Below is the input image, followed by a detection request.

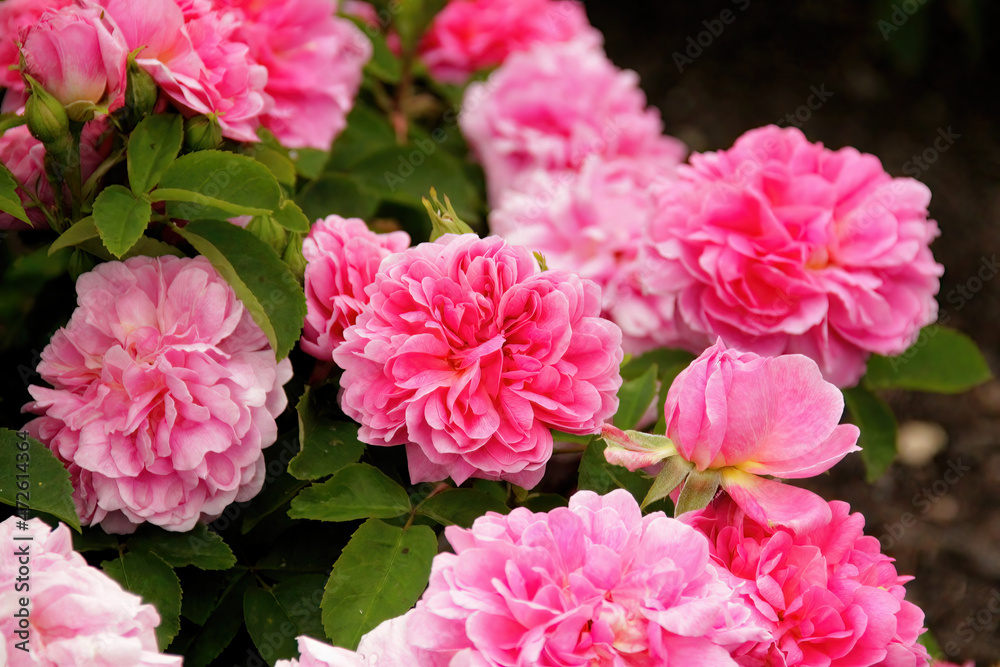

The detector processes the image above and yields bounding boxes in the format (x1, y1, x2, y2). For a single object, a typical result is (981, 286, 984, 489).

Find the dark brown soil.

(584, 0, 1000, 662)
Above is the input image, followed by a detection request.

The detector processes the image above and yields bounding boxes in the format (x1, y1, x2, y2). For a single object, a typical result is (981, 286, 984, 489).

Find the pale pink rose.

(301, 215, 411, 360)
(275, 636, 366, 667)
(603, 340, 860, 533)
(99, 0, 269, 142)
(0, 518, 183, 666)
(642, 125, 944, 387)
(23, 255, 292, 533)
(333, 233, 623, 488)
(684, 496, 931, 667)
(0, 0, 75, 110)
(408, 489, 768, 664)
(460, 41, 686, 202)
(275, 617, 425, 667)
(221, 0, 371, 149)
(930, 662, 975, 667)
(490, 155, 681, 354)
(19, 2, 128, 113)
(419, 0, 602, 84)
(0, 119, 111, 229)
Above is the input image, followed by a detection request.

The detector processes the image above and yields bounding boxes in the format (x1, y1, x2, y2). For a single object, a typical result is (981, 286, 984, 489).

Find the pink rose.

(460, 41, 685, 202)
(275, 615, 424, 666)
(275, 636, 366, 667)
(407, 489, 768, 664)
(23, 256, 292, 533)
(419, 0, 602, 84)
(603, 340, 860, 533)
(19, 2, 128, 116)
(333, 234, 623, 488)
(642, 125, 944, 387)
(0, 518, 183, 666)
(301, 215, 411, 360)
(221, 0, 371, 149)
(684, 496, 931, 667)
(490, 155, 681, 354)
(0, 0, 75, 111)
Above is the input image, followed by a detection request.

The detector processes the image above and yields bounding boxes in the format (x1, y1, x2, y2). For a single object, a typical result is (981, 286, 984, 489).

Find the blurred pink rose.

(0, 119, 111, 229)
(0, 518, 183, 666)
(99, 0, 269, 142)
(460, 41, 685, 202)
(490, 155, 681, 354)
(24, 256, 292, 533)
(301, 215, 411, 360)
(408, 489, 768, 664)
(603, 340, 860, 533)
(19, 2, 128, 114)
(222, 0, 371, 149)
(333, 234, 623, 488)
(684, 496, 931, 667)
(419, 0, 601, 84)
(0, 0, 74, 111)
(642, 125, 943, 387)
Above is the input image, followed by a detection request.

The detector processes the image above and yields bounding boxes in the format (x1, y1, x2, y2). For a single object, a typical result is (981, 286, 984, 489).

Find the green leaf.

(289, 463, 411, 522)
(350, 146, 480, 221)
(102, 552, 181, 650)
(0, 163, 30, 225)
(244, 587, 299, 665)
(674, 468, 720, 516)
(272, 574, 327, 639)
(344, 16, 401, 83)
(614, 363, 659, 430)
(293, 148, 328, 180)
(252, 144, 297, 188)
(272, 199, 311, 233)
(151, 188, 271, 217)
(93, 185, 153, 258)
(325, 103, 396, 173)
(72, 527, 119, 553)
(157, 149, 282, 220)
(49, 216, 99, 255)
(393, 0, 447, 53)
(844, 385, 898, 482)
(288, 387, 366, 481)
(175, 219, 306, 360)
(417, 489, 509, 527)
(0, 429, 80, 531)
(578, 438, 652, 502)
(295, 173, 380, 221)
(321, 519, 436, 649)
(185, 570, 252, 667)
(864, 325, 991, 393)
(127, 113, 183, 194)
(127, 524, 237, 570)
(180, 569, 228, 626)
(121, 236, 185, 259)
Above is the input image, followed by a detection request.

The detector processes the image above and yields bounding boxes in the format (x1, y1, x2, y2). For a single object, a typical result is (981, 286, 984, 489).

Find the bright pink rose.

(99, 0, 269, 142)
(419, 0, 601, 84)
(490, 156, 681, 354)
(603, 340, 860, 533)
(20, 2, 128, 115)
(0, 0, 75, 110)
(684, 496, 931, 667)
(221, 0, 371, 149)
(642, 125, 944, 387)
(301, 215, 411, 360)
(333, 233, 623, 488)
(23, 256, 292, 533)
(460, 41, 686, 202)
(0, 518, 183, 666)
(0, 119, 111, 229)
(408, 489, 767, 664)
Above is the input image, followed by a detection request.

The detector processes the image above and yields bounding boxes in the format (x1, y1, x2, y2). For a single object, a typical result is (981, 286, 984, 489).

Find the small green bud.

(68, 248, 96, 281)
(184, 114, 223, 152)
(282, 232, 307, 280)
(423, 187, 473, 241)
(124, 58, 158, 123)
(24, 76, 70, 148)
(246, 215, 288, 254)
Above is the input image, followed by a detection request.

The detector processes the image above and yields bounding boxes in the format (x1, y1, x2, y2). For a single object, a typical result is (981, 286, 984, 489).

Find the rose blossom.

(332, 233, 623, 488)
(19, 2, 128, 115)
(418, 0, 602, 84)
(602, 340, 860, 533)
(0, 518, 183, 666)
(642, 124, 943, 387)
(23, 255, 292, 533)
(0, 0, 74, 111)
(407, 489, 767, 664)
(301, 215, 411, 360)
(221, 0, 371, 149)
(490, 155, 681, 354)
(684, 496, 931, 667)
(275, 618, 422, 667)
(460, 41, 686, 202)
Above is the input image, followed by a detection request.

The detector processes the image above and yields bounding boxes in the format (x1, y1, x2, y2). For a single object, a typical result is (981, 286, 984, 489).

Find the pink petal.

(720, 468, 833, 533)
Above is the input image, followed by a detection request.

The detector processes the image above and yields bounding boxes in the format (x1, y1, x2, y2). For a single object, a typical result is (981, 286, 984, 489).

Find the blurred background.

(585, 0, 1000, 661)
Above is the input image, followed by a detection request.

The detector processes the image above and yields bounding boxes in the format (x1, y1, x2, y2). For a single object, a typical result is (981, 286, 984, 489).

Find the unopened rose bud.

(24, 78, 70, 149)
(122, 58, 158, 126)
(184, 115, 223, 152)
(282, 232, 307, 279)
(247, 215, 288, 253)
